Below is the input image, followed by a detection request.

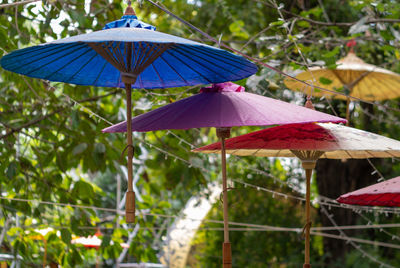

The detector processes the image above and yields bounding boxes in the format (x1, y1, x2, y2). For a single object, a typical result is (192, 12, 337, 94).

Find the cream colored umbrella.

(284, 50, 400, 123)
(194, 122, 400, 268)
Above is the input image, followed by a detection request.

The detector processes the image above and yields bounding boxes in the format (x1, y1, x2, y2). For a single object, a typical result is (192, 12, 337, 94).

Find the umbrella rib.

(348, 70, 371, 89)
(7, 43, 77, 60)
(132, 42, 140, 73)
(361, 74, 377, 100)
(163, 50, 212, 83)
(92, 60, 108, 86)
(133, 42, 146, 73)
(231, 149, 240, 155)
(385, 151, 398, 158)
(88, 42, 125, 72)
(158, 54, 188, 84)
(175, 46, 239, 76)
(113, 41, 126, 71)
(65, 50, 100, 82)
(183, 45, 257, 73)
(141, 43, 172, 74)
(342, 149, 353, 159)
(138, 73, 144, 88)
(251, 149, 261, 156)
(362, 194, 385, 206)
(137, 42, 157, 73)
(187, 45, 256, 69)
(45, 47, 93, 80)
(10, 43, 81, 73)
(364, 150, 377, 158)
(379, 76, 400, 100)
(25, 44, 89, 76)
(171, 48, 228, 80)
(150, 63, 165, 88)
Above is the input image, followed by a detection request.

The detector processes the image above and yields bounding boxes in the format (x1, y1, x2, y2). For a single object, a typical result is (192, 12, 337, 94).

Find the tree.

(1, 0, 400, 267)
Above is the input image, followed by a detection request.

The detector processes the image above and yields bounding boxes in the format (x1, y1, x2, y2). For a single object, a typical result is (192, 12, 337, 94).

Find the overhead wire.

(3, 195, 400, 250)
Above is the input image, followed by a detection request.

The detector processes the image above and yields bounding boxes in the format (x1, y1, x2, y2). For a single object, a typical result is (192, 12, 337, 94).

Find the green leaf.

(72, 143, 87, 155)
(94, 143, 106, 154)
(6, 161, 17, 179)
(323, 47, 340, 58)
(229, 20, 249, 39)
(270, 20, 284, 27)
(319, 77, 333, 85)
(60, 229, 72, 244)
(101, 235, 111, 247)
(297, 20, 311, 28)
(72, 180, 94, 200)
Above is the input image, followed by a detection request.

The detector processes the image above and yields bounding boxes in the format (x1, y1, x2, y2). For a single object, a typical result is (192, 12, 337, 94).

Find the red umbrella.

(103, 82, 346, 268)
(337, 176, 400, 207)
(72, 230, 129, 268)
(194, 122, 400, 268)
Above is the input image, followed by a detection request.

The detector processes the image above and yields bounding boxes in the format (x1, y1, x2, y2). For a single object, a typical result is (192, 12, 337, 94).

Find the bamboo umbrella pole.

(302, 161, 316, 268)
(345, 97, 350, 126)
(43, 238, 47, 268)
(123, 74, 137, 223)
(292, 148, 322, 268)
(217, 128, 232, 268)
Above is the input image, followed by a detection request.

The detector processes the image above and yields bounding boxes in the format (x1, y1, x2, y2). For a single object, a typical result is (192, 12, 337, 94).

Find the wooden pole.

(43, 238, 47, 268)
(216, 127, 231, 268)
(123, 74, 137, 223)
(345, 96, 350, 126)
(302, 161, 316, 268)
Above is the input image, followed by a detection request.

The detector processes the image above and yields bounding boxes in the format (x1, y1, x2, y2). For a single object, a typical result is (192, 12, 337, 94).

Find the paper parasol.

(337, 176, 400, 207)
(194, 122, 400, 268)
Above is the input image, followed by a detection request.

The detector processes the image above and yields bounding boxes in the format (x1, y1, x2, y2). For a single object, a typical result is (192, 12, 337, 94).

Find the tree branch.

(254, 0, 400, 26)
(0, 0, 40, 9)
(0, 89, 122, 140)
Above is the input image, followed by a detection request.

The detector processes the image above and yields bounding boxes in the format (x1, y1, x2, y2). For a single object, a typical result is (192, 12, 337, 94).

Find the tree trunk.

(315, 159, 377, 265)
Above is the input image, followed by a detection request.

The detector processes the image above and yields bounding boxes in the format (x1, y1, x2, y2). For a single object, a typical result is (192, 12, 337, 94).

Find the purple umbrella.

(103, 82, 346, 268)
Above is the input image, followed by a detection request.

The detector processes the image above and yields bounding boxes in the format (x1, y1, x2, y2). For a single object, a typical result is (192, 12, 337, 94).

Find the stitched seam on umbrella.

(158, 54, 188, 84)
(13, 43, 81, 74)
(34, 45, 91, 77)
(177, 45, 248, 75)
(92, 60, 109, 86)
(171, 47, 230, 80)
(6, 43, 77, 60)
(163, 50, 212, 83)
(65, 51, 99, 82)
(46, 47, 94, 81)
(185, 44, 257, 69)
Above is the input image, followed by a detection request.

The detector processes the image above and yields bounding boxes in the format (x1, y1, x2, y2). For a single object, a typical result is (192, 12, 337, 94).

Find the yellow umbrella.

(284, 47, 400, 123)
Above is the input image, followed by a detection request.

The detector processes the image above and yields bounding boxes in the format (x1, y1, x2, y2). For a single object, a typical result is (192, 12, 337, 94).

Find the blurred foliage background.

(1, 0, 400, 267)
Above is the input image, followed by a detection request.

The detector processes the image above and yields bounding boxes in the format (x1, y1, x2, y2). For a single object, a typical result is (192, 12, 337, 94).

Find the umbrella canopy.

(284, 51, 400, 101)
(194, 122, 400, 159)
(194, 122, 400, 268)
(71, 232, 130, 249)
(0, 18, 257, 89)
(103, 82, 345, 268)
(0, 4, 257, 224)
(72, 235, 102, 249)
(337, 176, 400, 207)
(102, 82, 346, 133)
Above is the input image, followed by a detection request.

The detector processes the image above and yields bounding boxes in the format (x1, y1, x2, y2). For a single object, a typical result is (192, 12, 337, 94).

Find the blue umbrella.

(0, 3, 257, 224)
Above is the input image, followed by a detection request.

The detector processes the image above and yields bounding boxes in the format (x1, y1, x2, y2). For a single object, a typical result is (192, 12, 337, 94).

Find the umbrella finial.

(346, 39, 357, 53)
(124, 0, 136, 16)
(305, 95, 315, 110)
